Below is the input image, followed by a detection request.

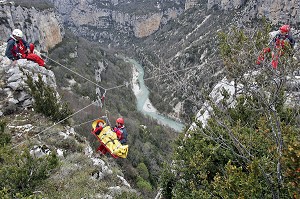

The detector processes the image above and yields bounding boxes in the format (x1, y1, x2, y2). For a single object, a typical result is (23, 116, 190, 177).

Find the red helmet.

(116, 118, 124, 125)
(279, 25, 290, 33)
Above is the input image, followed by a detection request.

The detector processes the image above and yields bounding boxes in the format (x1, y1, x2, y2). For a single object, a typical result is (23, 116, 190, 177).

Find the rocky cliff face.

(47, 0, 186, 41)
(44, 0, 300, 46)
(0, 42, 56, 116)
(0, 40, 135, 199)
(0, 2, 64, 51)
(207, 0, 300, 25)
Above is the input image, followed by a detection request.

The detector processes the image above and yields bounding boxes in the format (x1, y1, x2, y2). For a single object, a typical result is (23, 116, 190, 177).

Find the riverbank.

(127, 57, 185, 132)
(132, 65, 157, 113)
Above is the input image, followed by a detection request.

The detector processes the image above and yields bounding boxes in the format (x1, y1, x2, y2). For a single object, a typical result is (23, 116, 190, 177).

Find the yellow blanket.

(97, 126, 129, 158)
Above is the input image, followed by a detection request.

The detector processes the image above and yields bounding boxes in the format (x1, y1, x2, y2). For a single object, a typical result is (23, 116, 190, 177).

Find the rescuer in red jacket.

(5, 29, 50, 69)
(256, 25, 295, 69)
(113, 118, 128, 144)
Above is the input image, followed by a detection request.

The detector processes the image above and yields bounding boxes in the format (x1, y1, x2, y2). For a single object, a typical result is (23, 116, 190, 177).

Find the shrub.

(0, 119, 5, 132)
(0, 120, 10, 147)
(137, 162, 149, 180)
(136, 176, 152, 193)
(115, 191, 142, 199)
(0, 147, 59, 197)
(25, 73, 72, 124)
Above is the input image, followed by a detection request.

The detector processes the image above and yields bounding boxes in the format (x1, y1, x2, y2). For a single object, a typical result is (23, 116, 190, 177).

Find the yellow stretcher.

(92, 119, 128, 158)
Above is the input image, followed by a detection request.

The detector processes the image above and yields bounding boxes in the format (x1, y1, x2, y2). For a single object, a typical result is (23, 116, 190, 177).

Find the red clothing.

(97, 144, 108, 154)
(14, 40, 26, 58)
(26, 53, 45, 66)
(6, 37, 45, 67)
(256, 31, 295, 69)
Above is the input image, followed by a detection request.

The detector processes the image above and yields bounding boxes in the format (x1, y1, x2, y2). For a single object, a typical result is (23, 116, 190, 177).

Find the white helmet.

(12, 29, 23, 38)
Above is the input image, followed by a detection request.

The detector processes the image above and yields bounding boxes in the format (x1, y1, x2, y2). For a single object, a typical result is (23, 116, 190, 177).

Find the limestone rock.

(47, 0, 185, 41)
(207, 0, 300, 25)
(0, 43, 57, 115)
(0, 2, 64, 51)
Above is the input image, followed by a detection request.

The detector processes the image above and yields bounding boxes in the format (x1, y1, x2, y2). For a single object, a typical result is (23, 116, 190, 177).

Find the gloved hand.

(113, 127, 118, 132)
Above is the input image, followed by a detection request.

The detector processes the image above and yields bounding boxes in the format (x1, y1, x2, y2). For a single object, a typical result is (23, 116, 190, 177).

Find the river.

(124, 57, 185, 132)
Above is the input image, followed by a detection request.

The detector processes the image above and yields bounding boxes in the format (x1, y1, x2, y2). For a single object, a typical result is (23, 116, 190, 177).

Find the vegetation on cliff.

(160, 24, 300, 199)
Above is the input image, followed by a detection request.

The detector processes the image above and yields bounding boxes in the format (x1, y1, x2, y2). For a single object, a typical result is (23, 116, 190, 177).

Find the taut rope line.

(11, 101, 97, 149)
(45, 55, 106, 90)
(10, 52, 221, 149)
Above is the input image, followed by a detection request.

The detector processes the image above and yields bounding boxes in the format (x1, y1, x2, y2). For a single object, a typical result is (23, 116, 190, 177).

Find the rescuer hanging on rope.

(91, 118, 128, 158)
(113, 118, 128, 144)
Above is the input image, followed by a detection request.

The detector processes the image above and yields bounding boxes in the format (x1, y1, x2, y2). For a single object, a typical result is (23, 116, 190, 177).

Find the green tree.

(137, 162, 150, 180)
(136, 176, 152, 194)
(0, 120, 10, 147)
(25, 73, 72, 123)
(0, 147, 59, 197)
(160, 23, 300, 199)
(0, 122, 59, 198)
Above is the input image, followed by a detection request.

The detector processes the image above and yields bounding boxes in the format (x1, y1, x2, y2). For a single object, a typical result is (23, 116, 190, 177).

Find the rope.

(36, 50, 107, 90)
(98, 90, 112, 127)
(106, 60, 222, 91)
(38, 50, 222, 92)
(72, 118, 100, 128)
(43, 91, 108, 139)
(10, 52, 221, 149)
(11, 101, 97, 149)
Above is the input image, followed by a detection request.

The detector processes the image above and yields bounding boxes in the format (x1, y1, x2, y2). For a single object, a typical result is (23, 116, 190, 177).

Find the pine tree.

(25, 73, 72, 124)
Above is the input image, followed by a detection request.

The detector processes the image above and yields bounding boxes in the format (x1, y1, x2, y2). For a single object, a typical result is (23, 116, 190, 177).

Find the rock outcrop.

(0, 42, 56, 116)
(207, 0, 300, 25)
(0, 40, 136, 198)
(47, 0, 185, 41)
(0, 2, 64, 51)
(185, 0, 200, 10)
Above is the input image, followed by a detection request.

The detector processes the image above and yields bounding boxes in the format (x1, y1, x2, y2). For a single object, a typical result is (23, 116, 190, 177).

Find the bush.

(137, 162, 149, 180)
(25, 73, 72, 124)
(0, 119, 5, 133)
(52, 137, 84, 154)
(0, 147, 59, 197)
(115, 191, 142, 199)
(0, 120, 10, 147)
(136, 176, 152, 193)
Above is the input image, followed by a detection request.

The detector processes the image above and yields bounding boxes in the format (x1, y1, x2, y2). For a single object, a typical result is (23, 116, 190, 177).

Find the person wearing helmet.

(113, 117, 128, 144)
(5, 29, 50, 69)
(257, 25, 296, 69)
(272, 25, 295, 48)
(270, 25, 295, 68)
